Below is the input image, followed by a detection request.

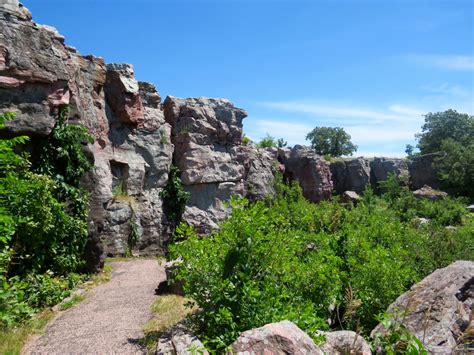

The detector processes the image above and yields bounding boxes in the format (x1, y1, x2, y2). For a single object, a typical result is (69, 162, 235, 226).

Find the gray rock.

(231, 320, 323, 354)
(341, 190, 361, 204)
(413, 185, 448, 201)
(409, 153, 442, 190)
(320, 331, 371, 355)
(467, 205, 474, 213)
(371, 260, 474, 354)
(163, 96, 275, 233)
(157, 258, 184, 295)
(370, 157, 409, 191)
(330, 158, 371, 194)
(279, 146, 332, 202)
(156, 321, 208, 355)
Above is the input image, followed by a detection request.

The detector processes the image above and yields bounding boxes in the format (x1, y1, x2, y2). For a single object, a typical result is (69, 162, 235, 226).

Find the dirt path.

(23, 259, 164, 354)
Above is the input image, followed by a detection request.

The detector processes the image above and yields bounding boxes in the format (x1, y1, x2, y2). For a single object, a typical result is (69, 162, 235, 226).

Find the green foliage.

(372, 312, 428, 354)
(35, 108, 93, 187)
(412, 110, 474, 198)
(241, 134, 252, 146)
(160, 165, 190, 226)
(170, 174, 473, 350)
(405, 144, 416, 158)
(306, 126, 357, 157)
(433, 139, 474, 198)
(255, 133, 287, 148)
(416, 109, 473, 155)
(0, 110, 93, 330)
(125, 209, 140, 257)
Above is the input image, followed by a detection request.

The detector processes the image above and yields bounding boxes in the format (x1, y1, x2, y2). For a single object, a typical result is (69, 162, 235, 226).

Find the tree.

(416, 109, 474, 154)
(405, 144, 415, 158)
(306, 127, 357, 157)
(256, 133, 287, 148)
(434, 139, 474, 198)
(413, 109, 474, 198)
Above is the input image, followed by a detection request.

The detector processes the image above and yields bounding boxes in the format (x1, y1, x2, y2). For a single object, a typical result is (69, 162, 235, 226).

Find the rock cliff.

(0, 1, 332, 269)
(0, 1, 444, 271)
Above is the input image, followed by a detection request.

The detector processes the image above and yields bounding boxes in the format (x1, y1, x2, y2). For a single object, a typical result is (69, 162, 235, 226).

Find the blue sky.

(25, 0, 473, 156)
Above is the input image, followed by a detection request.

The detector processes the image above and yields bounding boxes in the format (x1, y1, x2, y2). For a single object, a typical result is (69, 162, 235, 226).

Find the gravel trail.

(23, 259, 164, 354)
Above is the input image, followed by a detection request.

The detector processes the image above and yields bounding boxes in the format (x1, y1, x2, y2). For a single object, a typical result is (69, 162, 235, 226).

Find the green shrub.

(0, 110, 93, 329)
(169, 175, 474, 350)
(160, 165, 190, 226)
(170, 194, 342, 349)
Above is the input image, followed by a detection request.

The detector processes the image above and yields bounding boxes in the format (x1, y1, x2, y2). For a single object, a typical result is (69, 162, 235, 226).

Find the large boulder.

(371, 260, 474, 354)
(320, 331, 371, 355)
(408, 153, 442, 190)
(231, 320, 323, 354)
(370, 157, 409, 192)
(330, 158, 371, 194)
(278, 146, 332, 202)
(163, 96, 275, 232)
(413, 185, 448, 201)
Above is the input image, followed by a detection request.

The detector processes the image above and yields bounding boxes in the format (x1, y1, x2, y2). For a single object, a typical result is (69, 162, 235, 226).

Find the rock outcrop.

(0, 2, 279, 265)
(330, 155, 442, 196)
(370, 157, 409, 191)
(0, 1, 449, 269)
(278, 146, 332, 202)
(231, 320, 323, 354)
(164, 96, 275, 233)
(408, 153, 442, 190)
(330, 158, 371, 194)
(371, 260, 474, 354)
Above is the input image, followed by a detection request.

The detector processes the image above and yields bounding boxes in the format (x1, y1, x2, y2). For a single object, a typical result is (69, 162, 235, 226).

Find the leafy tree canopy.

(416, 109, 474, 155)
(306, 126, 357, 157)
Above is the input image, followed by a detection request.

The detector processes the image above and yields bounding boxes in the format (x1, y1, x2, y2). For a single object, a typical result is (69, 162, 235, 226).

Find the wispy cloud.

(406, 54, 474, 71)
(260, 101, 425, 125)
(246, 119, 312, 146)
(421, 83, 471, 98)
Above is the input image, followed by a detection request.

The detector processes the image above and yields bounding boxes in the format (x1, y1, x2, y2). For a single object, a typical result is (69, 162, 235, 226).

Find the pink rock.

(231, 320, 323, 355)
(105, 63, 144, 126)
(47, 81, 70, 106)
(0, 75, 25, 88)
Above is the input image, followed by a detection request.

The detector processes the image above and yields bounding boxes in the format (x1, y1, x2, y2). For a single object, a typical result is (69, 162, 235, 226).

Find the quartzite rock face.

(5, 1, 436, 266)
(0, 2, 174, 265)
(164, 96, 275, 233)
(278, 145, 332, 202)
(370, 157, 409, 191)
(408, 153, 442, 190)
(330, 158, 371, 194)
(371, 260, 474, 354)
(231, 320, 323, 355)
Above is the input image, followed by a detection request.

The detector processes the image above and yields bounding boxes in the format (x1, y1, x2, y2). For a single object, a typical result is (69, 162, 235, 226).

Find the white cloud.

(346, 126, 416, 143)
(246, 119, 313, 145)
(260, 101, 425, 124)
(421, 83, 471, 98)
(407, 54, 474, 71)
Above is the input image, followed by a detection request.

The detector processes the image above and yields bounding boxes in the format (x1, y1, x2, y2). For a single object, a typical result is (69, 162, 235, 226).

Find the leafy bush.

(169, 175, 474, 350)
(255, 133, 287, 148)
(0, 111, 93, 329)
(372, 312, 428, 354)
(160, 165, 190, 226)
